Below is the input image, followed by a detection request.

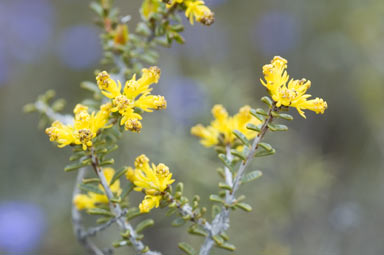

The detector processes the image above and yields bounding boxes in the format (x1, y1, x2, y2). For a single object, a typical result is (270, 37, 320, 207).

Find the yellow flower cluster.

(74, 168, 122, 210)
(261, 56, 328, 118)
(141, 0, 214, 25)
(191, 104, 261, 147)
(184, 0, 214, 25)
(45, 103, 111, 150)
(126, 155, 175, 213)
(96, 67, 167, 132)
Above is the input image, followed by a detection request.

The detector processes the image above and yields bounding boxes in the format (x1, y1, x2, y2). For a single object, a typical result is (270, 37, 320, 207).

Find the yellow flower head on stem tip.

(96, 67, 166, 132)
(141, 0, 160, 20)
(139, 195, 161, 213)
(185, 0, 214, 25)
(260, 56, 327, 118)
(46, 103, 111, 150)
(191, 105, 261, 148)
(166, 0, 184, 8)
(73, 168, 122, 211)
(114, 24, 129, 45)
(127, 155, 175, 213)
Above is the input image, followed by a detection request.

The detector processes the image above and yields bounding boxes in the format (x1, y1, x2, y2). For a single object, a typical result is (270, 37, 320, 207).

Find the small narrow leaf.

(258, 142, 273, 152)
(236, 202, 252, 212)
(246, 123, 262, 132)
(261, 96, 273, 106)
(230, 149, 246, 160)
(218, 242, 236, 251)
(82, 178, 100, 184)
(126, 207, 141, 220)
(110, 167, 128, 186)
(268, 123, 288, 131)
(213, 235, 224, 245)
(211, 204, 221, 219)
(176, 182, 184, 193)
(209, 195, 225, 204)
(250, 109, 265, 121)
(64, 162, 86, 172)
(100, 158, 114, 166)
(135, 219, 155, 233)
(178, 242, 196, 255)
(218, 182, 232, 191)
(241, 170, 263, 183)
(172, 218, 186, 227)
(79, 183, 104, 195)
(255, 108, 268, 116)
(271, 111, 293, 120)
(218, 154, 233, 170)
(254, 148, 276, 157)
(233, 130, 250, 146)
(87, 208, 114, 217)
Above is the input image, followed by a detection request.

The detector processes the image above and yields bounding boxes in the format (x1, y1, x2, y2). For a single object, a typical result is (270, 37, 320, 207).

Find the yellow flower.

(126, 154, 175, 213)
(166, 0, 184, 8)
(185, 0, 214, 25)
(96, 67, 166, 132)
(139, 195, 161, 213)
(74, 168, 122, 210)
(114, 24, 129, 45)
(45, 103, 111, 150)
(191, 105, 261, 147)
(261, 56, 328, 118)
(141, 0, 161, 20)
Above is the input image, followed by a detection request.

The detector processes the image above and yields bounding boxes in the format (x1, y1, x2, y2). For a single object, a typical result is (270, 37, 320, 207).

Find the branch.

(199, 106, 275, 255)
(166, 193, 212, 232)
(72, 167, 106, 255)
(34, 100, 73, 125)
(82, 209, 128, 238)
(90, 148, 161, 255)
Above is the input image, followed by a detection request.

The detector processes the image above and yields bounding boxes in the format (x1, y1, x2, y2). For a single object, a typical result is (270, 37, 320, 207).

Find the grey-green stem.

(199, 106, 274, 255)
(90, 149, 161, 255)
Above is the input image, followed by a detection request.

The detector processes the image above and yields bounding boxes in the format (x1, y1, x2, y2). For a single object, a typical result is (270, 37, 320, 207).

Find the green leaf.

(236, 202, 252, 212)
(135, 219, 155, 233)
(176, 182, 184, 193)
(213, 235, 224, 245)
(268, 123, 288, 131)
(110, 167, 128, 186)
(246, 123, 262, 132)
(89, 2, 103, 16)
(69, 151, 87, 161)
(241, 170, 263, 183)
(82, 178, 100, 184)
(258, 142, 273, 152)
(136, 22, 151, 36)
(255, 108, 268, 116)
(126, 207, 141, 220)
(254, 148, 276, 157)
(218, 242, 236, 251)
(80, 81, 100, 94)
(230, 149, 246, 160)
(171, 218, 186, 227)
(178, 242, 196, 255)
(233, 130, 250, 146)
(211, 204, 221, 219)
(209, 195, 225, 204)
(121, 182, 134, 199)
(261, 96, 273, 107)
(79, 183, 104, 195)
(218, 154, 233, 171)
(250, 109, 265, 121)
(64, 162, 86, 172)
(218, 182, 232, 191)
(188, 225, 207, 237)
(87, 208, 114, 217)
(271, 111, 293, 120)
(100, 158, 114, 166)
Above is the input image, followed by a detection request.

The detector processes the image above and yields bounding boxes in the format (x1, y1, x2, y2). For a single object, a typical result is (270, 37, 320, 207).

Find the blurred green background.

(1, 0, 384, 254)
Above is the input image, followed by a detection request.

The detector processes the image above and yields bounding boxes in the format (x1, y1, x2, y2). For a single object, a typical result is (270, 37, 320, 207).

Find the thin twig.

(72, 167, 106, 255)
(82, 209, 128, 238)
(199, 106, 275, 255)
(90, 148, 161, 255)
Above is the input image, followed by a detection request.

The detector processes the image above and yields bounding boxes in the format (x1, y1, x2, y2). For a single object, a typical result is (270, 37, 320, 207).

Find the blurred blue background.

(1, 0, 384, 254)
